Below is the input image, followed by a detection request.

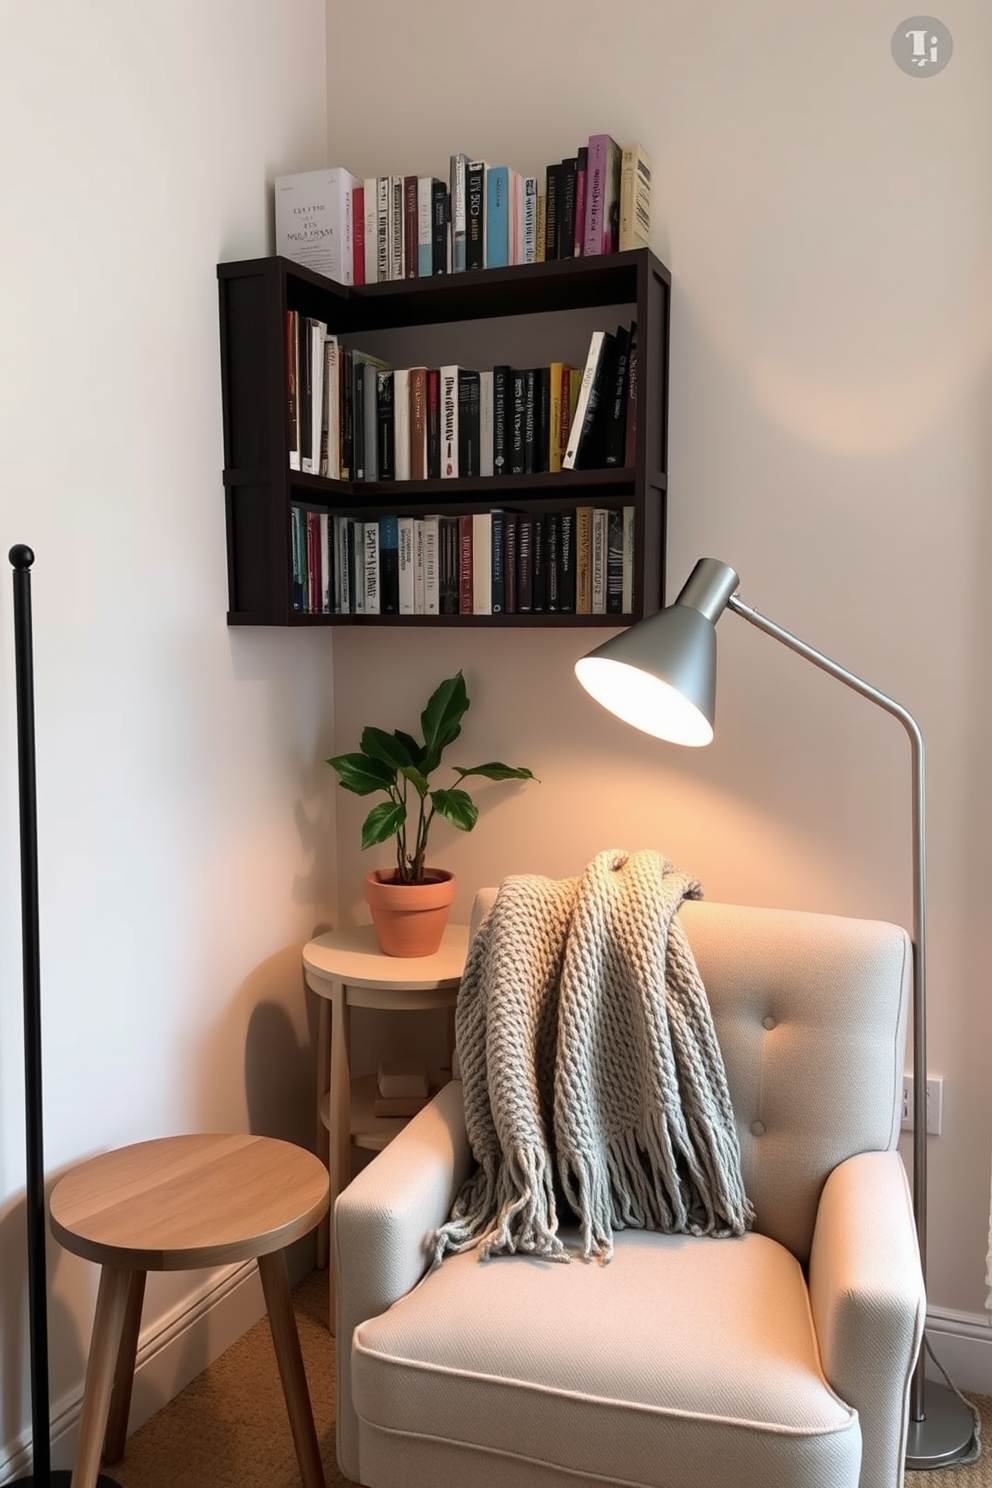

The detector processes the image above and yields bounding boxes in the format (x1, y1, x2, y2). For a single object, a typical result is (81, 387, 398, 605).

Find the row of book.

(286, 313, 637, 480)
(291, 504, 636, 618)
(274, 135, 652, 286)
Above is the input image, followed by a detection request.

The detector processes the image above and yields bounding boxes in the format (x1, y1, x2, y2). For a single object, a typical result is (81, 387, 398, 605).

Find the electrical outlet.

(901, 1076, 943, 1134)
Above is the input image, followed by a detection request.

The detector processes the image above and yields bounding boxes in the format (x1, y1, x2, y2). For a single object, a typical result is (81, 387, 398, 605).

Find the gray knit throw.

(431, 849, 754, 1266)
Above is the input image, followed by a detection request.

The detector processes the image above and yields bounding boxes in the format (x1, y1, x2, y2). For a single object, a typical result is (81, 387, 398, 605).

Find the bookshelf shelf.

(217, 248, 671, 627)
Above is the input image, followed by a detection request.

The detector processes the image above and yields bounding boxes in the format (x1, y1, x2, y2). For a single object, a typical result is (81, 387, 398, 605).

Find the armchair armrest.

(808, 1150, 925, 1488)
(334, 1078, 473, 1480)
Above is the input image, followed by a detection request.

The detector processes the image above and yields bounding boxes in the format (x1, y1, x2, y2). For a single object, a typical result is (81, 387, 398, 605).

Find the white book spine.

(479, 369, 494, 477)
(321, 334, 339, 478)
(592, 509, 608, 614)
(450, 153, 468, 271)
(398, 516, 416, 614)
(417, 178, 433, 277)
(363, 522, 380, 614)
(414, 518, 426, 614)
(423, 514, 440, 614)
(393, 368, 411, 480)
(339, 171, 359, 286)
(472, 512, 492, 615)
(306, 318, 325, 474)
(562, 330, 606, 469)
(376, 177, 390, 285)
(440, 366, 459, 478)
(363, 177, 378, 283)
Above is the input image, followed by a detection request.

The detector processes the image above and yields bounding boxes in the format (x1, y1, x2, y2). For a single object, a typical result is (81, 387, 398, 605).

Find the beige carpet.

(106, 1266, 991, 1487)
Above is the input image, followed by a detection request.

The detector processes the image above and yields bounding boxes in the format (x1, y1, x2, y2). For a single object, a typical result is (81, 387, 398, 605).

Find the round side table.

(302, 922, 469, 1326)
(49, 1133, 329, 1488)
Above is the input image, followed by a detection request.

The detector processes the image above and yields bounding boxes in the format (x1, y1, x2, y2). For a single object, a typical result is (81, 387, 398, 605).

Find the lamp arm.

(727, 591, 928, 1415)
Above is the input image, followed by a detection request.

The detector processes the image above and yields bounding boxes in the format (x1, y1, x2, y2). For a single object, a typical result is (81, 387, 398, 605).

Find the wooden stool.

(49, 1133, 329, 1488)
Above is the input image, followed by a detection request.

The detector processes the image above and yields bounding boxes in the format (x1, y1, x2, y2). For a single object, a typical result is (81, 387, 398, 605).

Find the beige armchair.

(335, 893, 925, 1488)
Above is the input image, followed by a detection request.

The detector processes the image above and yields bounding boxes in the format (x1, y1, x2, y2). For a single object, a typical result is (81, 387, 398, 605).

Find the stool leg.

(257, 1249, 326, 1488)
(71, 1266, 133, 1488)
(102, 1270, 145, 1464)
(315, 994, 331, 1271)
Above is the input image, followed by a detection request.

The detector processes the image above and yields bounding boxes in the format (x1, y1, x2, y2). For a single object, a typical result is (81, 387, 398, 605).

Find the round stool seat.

(50, 1132, 329, 1271)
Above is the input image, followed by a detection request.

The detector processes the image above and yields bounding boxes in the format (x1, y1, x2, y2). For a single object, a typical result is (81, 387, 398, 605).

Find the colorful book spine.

(573, 147, 588, 256)
(376, 176, 390, 284)
(441, 365, 459, 477)
(619, 144, 652, 251)
(390, 175, 405, 280)
(352, 184, 365, 285)
(558, 509, 576, 612)
(379, 515, 400, 614)
(427, 368, 441, 478)
(583, 134, 622, 256)
(575, 505, 593, 615)
(523, 176, 539, 263)
(417, 177, 434, 277)
(472, 511, 492, 614)
(409, 367, 428, 480)
(486, 166, 509, 269)
(403, 175, 419, 278)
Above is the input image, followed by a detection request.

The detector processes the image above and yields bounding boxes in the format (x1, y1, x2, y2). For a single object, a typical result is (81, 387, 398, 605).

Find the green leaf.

(430, 787, 479, 833)
(398, 765, 430, 796)
(326, 752, 397, 796)
(361, 727, 416, 772)
(452, 761, 537, 782)
(393, 729, 426, 768)
(421, 673, 468, 764)
(361, 799, 406, 849)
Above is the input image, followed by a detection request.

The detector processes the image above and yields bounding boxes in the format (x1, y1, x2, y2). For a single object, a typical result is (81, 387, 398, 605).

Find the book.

(378, 1060, 429, 1098)
(440, 365, 459, 477)
(363, 176, 378, 283)
(490, 508, 507, 614)
(376, 176, 390, 284)
(548, 362, 566, 473)
(544, 162, 561, 261)
(466, 160, 487, 270)
(492, 365, 512, 475)
(398, 516, 416, 614)
(379, 516, 400, 614)
(591, 507, 608, 614)
(517, 515, 534, 613)
(352, 183, 365, 285)
(413, 517, 426, 614)
(622, 505, 635, 613)
(409, 367, 428, 479)
(486, 166, 510, 269)
(535, 192, 546, 263)
(534, 365, 551, 474)
(473, 511, 492, 615)
(340, 345, 354, 477)
(333, 514, 351, 612)
(532, 512, 546, 613)
(619, 144, 652, 251)
(583, 135, 622, 256)
(298, 317, 312, 473)
(623, 331, 638, 467)
(390, 175, 405, 280)
(504, 510, 520, 613)
(426, 368, 441, 478)
(523, 175, 539, 263)
(575, 506, 593, 614)
(522, 368, 537, 475)
(285, 310, 300, 470)
(403, 175, 419, 278)
(449, 152, 470, 271)
(431, 178, 449, 274)
(376, 367, 395, 480)
(363, 521, 380, 614)
(373, 1093, 431, 1118)
(479, 369, 494, 477)
(320, 333, 340, 478)
(422, 513, 440, 615)
(274, 167, 359, 283)
(574, 146, 588, 256)
(510, 368, 527, 475)
(606, 507, 624, 613)
(350, 520, 365, 614)
(458, 513, 474, 614)
(393, 367, 411, 479)
(604, 322, 632, 468)
(439, 515, 460, 614)
(563, 330, 614, 469)
(509, 170, 523, 263)
(417, 177, 435, 277)
(458, 368, 481, 478)
(545, 512, 560, 612)
(558, 157, 577, 259)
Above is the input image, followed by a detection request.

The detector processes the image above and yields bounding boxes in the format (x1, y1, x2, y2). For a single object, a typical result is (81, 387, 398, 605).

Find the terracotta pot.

(364, 868, 457, 957)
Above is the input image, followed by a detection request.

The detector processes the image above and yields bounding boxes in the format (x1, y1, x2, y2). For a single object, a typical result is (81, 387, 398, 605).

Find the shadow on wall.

(243, 950, 324, 1153)
(0, 1181, 87, 1473)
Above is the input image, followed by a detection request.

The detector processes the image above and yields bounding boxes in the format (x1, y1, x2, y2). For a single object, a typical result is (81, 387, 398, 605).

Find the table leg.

(328, 979, 351, 1334)
(314, 994, 331, 1270)
(102, 1271, 146, 1464)
(71, 1266, 133, 1488)
(258, 1249, 327, 1488)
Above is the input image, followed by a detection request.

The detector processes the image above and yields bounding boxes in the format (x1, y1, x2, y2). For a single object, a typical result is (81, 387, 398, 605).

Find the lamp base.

(905, 1380, 977, 1471)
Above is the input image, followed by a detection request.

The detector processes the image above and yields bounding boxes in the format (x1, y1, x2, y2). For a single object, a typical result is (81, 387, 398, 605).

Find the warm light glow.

(574, 657, 714, 746)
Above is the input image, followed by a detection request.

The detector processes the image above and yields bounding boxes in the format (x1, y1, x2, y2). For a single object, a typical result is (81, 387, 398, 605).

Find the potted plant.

(327, 671, 536, 956)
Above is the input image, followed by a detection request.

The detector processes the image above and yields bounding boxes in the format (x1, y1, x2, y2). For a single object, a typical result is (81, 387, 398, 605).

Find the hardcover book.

(490, 508, 507, 614)
(517, 515, 534, 614)
(619, 144, 652, 251)
(363, 520, 380, 615)
(606, 508, 624, 614)
(583, 135, 622, 256)
(376, 368, 395, 480)
(431, 178, 450, 274)
(504, 510, 520, 613)
(427, 368, 441, 478)
(558, 157, 577, 260)
(492, 364, 512, 475)
(422, 513, 440, 615)
(458, 513, 474, 614)
(416, 177, 434, 277)
(352, 184, 365, 286)
(466, 160, 487, 270)
(390, 175, 405, 280)
(574, 146, 588, 256)
(622, 505, 635, 613)
(379, 515, 400, 614)
(449, 153, 470, 271)
(363, 176, 378, 283)
(458, 369, 481, 478)
(575, 505, 594, 615)
(563, 330, 615, 470)
(440, 365, 459, 477)
(486, 166, 510, 269)
(404, 175, 419, 278)
(523, 176, 539, 263)
(393, 367, 411, 480)
(604, 322, 633, 468)
(275, 166, 359, 284)
(479, 369, 494, 477)
(544, 162, 561, 261)
(409, 367, 428, 480)
(558, 509, 576, 612)
(472, 511, 492, 615)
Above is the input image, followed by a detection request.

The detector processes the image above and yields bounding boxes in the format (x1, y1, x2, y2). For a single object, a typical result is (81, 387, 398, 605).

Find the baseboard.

(924, 1306, 992, 1397)
(0, 1234, 316, 1483)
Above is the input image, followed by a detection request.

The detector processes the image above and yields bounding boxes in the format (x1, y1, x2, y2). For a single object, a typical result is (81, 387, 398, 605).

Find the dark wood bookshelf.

(217, 248, 671, 627)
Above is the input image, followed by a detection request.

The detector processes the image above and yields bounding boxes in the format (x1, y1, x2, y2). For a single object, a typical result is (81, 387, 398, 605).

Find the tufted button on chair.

(334, 893, 925, 1488)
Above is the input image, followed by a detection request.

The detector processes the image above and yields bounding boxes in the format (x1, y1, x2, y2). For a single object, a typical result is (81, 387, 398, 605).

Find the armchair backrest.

(469, 890, 911, 1264)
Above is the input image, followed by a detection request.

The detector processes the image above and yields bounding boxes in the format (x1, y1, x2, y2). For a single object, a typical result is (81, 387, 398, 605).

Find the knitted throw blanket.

(431, 849, 753, 1265)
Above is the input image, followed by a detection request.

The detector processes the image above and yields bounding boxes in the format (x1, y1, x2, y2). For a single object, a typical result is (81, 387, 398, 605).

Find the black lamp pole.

(9, 546, 119, 1487)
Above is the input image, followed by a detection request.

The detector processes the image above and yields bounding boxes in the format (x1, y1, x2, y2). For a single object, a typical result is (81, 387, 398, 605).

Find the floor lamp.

(574, 556, 976, 1471)
(9, 546, 120, 1487)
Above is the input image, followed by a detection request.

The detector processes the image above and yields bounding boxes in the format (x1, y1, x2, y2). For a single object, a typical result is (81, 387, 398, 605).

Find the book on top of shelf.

(274, 166, 359, 284)
(431, 179, 449, 274)
(574, 146, 588, 257)
(352, 184, 365, 286)
(417, 178, 435, 277)
(523, 176, 539, 264)
(404, 175, 419, 279)
(544, 162, 561, 261)
(390, 175, 405, 280)
(449, 153, 470, 271)
(583, 135, 622, 256)
(375, 176, 390, 285)
(466, 160, 487, 270)
(486, 166, 510, 269)
(362, 177, 378, 283)
(619, 144, 652, 251)
(558, 157, 577, 260)
(285, 310, 300, 470)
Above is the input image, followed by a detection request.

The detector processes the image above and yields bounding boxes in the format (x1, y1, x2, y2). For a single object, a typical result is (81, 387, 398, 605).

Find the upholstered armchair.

(334, 892, 925, 1488)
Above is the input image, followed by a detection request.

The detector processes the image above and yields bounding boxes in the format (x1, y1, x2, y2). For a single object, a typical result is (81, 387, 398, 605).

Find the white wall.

(326, 0, 992, 1360)
(0, 1, 336, 1474)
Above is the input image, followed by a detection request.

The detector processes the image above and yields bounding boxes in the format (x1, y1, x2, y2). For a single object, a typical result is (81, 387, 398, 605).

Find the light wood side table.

(302, 922, 469, 1323)
(49, 1133, 329, 1488)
